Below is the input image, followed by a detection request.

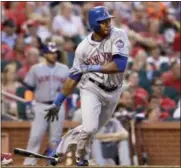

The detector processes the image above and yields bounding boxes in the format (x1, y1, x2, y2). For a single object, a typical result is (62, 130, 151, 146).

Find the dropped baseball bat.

(14, 148, 58, 162)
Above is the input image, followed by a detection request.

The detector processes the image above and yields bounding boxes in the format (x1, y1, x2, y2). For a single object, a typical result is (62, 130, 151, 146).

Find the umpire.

(23, 42, 69, 166)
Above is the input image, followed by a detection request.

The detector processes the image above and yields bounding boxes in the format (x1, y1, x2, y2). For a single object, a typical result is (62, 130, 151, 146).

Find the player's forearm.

(53, 77, 80, 106)
(61, 78, 79, 96)
(83, 54, 128, 74)
(101, 61, 121, 74)
(85, 62, 119, 74)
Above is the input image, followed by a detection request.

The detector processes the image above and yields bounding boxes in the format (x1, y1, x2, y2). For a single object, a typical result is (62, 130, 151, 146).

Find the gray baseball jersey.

(71, 27, 130, 88)
(24, 62, 69, 102)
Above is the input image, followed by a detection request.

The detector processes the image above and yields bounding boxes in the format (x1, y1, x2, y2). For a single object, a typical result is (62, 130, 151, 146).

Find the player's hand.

(44, 104, 60, 122)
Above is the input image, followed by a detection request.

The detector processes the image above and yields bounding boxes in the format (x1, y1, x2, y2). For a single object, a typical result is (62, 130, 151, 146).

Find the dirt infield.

(1, 166, 180, 168)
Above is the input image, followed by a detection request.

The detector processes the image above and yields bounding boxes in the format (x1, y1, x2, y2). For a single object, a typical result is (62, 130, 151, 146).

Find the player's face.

(45, 52, 57, 64)
(98, 18, 111, 37)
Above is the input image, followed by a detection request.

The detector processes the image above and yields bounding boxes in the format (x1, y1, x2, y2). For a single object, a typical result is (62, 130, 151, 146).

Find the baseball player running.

(45, 6, 130, 166)
(23, 42, 69, 166)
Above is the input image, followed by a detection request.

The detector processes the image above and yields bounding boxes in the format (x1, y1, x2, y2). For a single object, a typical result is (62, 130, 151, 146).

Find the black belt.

(89, 78, 118, 92)
(39, 101, 54, 105)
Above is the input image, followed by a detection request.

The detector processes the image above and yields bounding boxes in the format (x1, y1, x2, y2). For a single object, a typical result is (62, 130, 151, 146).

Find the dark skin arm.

(62, 60, 120, 93)
(82, 55, 127, 74)
(100, 61, 120, 74)
(61, 77, 79, 96)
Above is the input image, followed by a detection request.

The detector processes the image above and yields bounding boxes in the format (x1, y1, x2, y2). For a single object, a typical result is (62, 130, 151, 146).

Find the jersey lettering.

(38, 75, 66, 83)
(24, 63, 69, 102)
(84, 52, 112, 65)
(71, 28, 130, 87)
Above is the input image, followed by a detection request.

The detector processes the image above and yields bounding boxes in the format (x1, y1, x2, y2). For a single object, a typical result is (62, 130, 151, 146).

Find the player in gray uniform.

(23, 42, 69, 166)
(44, 6, 130, 166)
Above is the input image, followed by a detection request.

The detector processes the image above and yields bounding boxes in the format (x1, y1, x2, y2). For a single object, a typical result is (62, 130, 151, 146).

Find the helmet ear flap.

(93, 24, 100, 32)
(88, 11, 100, 32)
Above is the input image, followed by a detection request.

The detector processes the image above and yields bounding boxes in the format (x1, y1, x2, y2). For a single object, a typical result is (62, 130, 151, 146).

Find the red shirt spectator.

(134, 88, 149, 108)
(4, 2, 27, 29)
(162, 71, 180, 93)
(130, 46, 144, 58)
(1, 43, 11, 60)
(17, 65, 31, 80)
(147, 95, 174, 120)
(160, 97, 176, 112)
(17, 47, 40, 80)
(3, 36, 26, 65)
(173, 32, 180, 52)
(4, 50, 26, 65)
(162, 61, 180, 93)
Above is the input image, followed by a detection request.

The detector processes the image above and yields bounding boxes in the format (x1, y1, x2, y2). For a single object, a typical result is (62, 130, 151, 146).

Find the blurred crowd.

(1, 1, 180, 166)
(1, 1, 180, 122)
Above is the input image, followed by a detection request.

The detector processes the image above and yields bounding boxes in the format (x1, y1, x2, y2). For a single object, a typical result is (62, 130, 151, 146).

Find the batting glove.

(44, 104, 60, 122)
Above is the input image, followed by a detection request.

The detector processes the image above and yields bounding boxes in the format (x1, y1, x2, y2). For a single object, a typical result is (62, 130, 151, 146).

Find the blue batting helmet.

(43, 42, 58, 54)
(88, 6, 114, 32)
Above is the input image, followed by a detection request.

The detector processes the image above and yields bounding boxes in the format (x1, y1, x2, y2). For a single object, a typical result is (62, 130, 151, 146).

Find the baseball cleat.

(76, 157, 89, 166)
(1, 153, 13, 165)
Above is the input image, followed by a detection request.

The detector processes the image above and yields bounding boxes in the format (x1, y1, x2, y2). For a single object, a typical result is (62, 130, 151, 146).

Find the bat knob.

(13, 148, 19, 154)
(50, 154, 63, 166)
(50, 159, 58, 166)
